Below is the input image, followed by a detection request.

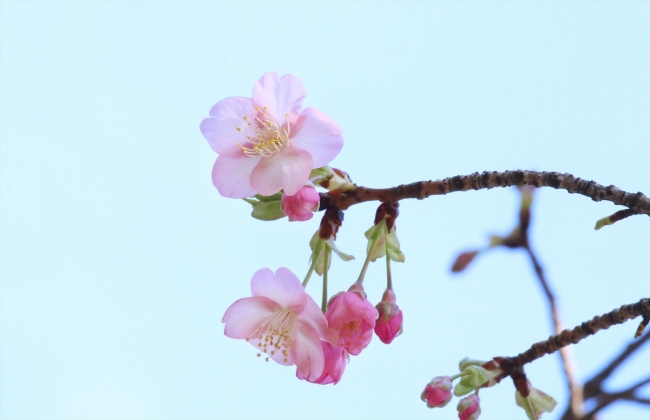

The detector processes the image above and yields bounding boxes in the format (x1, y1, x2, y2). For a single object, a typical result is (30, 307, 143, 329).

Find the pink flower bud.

(326, 283, 378, 355)
(421, 376, 453, 408)
(281, 186, 320, 221)
(374, 289, 403, 344)
(297, 341, 349, 385)
(457, 394, 481, 420)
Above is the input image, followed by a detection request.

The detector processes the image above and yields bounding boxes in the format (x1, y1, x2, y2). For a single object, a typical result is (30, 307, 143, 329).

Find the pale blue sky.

(1, 1, 649, 419)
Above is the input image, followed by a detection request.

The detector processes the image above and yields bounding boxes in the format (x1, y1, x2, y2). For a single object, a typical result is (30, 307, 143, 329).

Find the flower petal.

(300, 296, 339, 346)
(212, 155, 260, 198)
(290, 108, 343, 168)
(292, 323, 325, 382)
(200, 97, 257, 154)
(250, 147, 313, 196)
(250, 267, 307, 311)
(222, 296, 277, 339)
(252, 72, 306, 126)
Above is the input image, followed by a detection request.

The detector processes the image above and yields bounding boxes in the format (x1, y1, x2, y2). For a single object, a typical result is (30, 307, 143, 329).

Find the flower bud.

(374, 289, 403, 344)
(421, 376, 453, 408)
(515, 383, 557, 420)
(326, 283, 377, 355)
(457, 394, 481, 420)
(281, 186, 320, 221)
(451, 251, 479, 273)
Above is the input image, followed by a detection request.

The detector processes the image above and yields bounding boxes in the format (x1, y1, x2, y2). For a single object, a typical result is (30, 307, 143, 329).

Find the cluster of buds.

(421, 357, 556, 420)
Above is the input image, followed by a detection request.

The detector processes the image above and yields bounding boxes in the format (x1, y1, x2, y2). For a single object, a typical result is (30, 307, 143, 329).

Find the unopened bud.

(451, 251, 479, 273)
(457, 394, 481, 420)
(374, 289, 403, 344)
(421, 376, 453, 408)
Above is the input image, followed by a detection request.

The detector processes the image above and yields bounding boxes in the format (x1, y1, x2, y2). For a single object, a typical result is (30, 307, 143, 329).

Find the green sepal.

(255, 192, 283, 202)
(364, 220, 405, 263)
(251, 200, 286, 221)
(309, 231, 354, 275)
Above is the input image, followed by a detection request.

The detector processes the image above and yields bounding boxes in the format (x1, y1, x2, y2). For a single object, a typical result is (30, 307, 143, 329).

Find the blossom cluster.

(203, 72, 404, 384)
(201, 72, 557, 415)
(421, 358, 557, 420)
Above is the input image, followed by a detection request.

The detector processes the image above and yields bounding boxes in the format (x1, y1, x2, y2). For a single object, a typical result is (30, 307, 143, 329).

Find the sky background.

(1, 1, 649, 419)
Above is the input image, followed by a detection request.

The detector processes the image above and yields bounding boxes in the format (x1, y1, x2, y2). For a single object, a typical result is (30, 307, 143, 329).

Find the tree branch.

(510, 298, 650, 368)
(326, 170, 650, 216)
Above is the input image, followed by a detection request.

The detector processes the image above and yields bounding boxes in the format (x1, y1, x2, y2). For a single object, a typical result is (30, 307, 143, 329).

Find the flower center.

(238, 107, 291, 158)
(246, 309, 296, 362)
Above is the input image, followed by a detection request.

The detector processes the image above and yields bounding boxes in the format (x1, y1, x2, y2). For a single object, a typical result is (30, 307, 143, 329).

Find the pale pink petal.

(292, 323, 325, 382)
(200, 97, 257, 153)
(250, 147, 313, 196)
(290, 108, 344, 168)
(250, 267, 307, 310)
(301, 297, 339, 346)
(212, 155, 260, 198)
(222, 296, 277, 339)
(252, 72, 306, 126)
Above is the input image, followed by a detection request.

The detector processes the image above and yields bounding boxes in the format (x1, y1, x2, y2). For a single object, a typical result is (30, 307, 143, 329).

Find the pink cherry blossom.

(457, 394, 481, 420)
(200, 72, 344, 198)
(282, 185, 320, 221)
(325, 283, 378, 355)
(296, 341, 348, 385)
(222, 267, 338, 381)
(421, 376, 454, 408)
(374, 288, 403, 344)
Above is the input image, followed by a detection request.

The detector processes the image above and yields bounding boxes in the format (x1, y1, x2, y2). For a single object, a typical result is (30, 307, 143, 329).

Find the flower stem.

(321, 248, 330, 313)
(386, 244, 393, 290)
(302, 256, 318, 287)
(356, 253, 372, 285)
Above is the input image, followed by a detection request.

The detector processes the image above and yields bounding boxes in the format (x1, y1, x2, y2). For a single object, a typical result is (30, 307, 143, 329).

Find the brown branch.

(582, 331, 650, 399)
(326, 170, 650, 217)
(510, 298, 650, 367)
(582, 376, 650, 419)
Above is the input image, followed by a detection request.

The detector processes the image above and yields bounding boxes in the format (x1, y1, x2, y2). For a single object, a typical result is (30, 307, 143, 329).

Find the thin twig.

(582, 376, 650, 419)
(326, 170, 650, 217)
(524, 245, 584, 419)
(582, 331, 650, 399)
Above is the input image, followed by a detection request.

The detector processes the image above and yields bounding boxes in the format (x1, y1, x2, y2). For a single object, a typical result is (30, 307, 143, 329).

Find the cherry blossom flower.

(282, 185, 320, 221)
(296, 341, 348, 385)
(201, 72, 344, 198)
(457, 394, 481, 420)
(421, 376, 454, 408)
(222, 267, 338, 381)
(326, 283, 378, 355)
(374, 288, 403, 344)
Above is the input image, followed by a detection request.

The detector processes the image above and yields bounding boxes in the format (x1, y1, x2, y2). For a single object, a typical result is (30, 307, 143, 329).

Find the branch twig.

(525, 245, 584, 419)
(325, 170, 650, 217)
